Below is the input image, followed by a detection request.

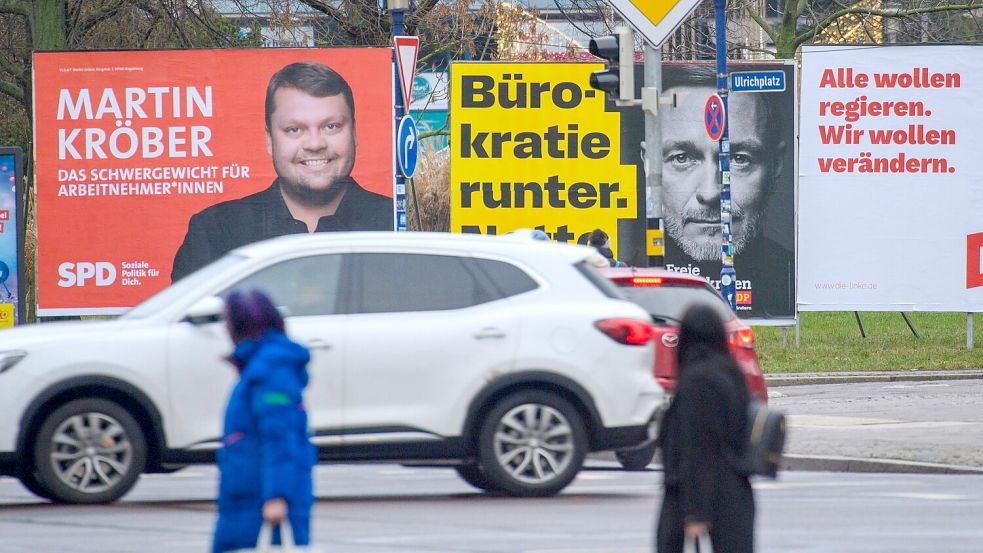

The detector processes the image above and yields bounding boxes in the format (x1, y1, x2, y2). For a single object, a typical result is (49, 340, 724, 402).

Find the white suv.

(0, 232, 663, 503)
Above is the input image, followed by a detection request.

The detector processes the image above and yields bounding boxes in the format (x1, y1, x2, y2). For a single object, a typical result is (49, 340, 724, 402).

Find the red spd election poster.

(33, 49, 395, 315)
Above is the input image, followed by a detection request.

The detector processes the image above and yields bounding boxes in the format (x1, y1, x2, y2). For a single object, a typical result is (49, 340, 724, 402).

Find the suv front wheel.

(31, 398, 147, 504)
(454, 463, 501, 492)
(477, 390, 587, 497)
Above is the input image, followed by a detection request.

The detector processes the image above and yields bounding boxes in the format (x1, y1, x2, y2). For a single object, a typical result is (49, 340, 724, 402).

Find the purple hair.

(224, 289, 285, 344)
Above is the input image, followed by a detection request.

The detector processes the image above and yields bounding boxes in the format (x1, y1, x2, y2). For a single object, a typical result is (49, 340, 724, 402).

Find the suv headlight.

(0, 350, 27, 374)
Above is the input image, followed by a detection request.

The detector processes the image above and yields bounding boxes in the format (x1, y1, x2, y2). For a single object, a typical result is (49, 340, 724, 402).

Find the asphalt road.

(3, 374, 983, 552)
(2, 464, 983, 552)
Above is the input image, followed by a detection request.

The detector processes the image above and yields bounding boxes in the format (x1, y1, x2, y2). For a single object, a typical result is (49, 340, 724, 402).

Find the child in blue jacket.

(212, 289, 316, 553)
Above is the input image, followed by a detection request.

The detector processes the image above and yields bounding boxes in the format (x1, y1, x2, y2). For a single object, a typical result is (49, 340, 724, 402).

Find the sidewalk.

(767, 369, 983, 475)
(592, 369, 983, 475)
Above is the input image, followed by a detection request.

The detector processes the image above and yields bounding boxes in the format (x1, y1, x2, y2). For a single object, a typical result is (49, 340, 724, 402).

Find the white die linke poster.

(799, 45, 983, 312)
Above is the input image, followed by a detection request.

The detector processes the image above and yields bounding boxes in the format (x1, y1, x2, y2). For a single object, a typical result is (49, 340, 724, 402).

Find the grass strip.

(755, 312, 983, 373)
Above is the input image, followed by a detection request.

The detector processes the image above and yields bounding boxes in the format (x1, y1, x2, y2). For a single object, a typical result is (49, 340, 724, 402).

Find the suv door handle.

(306, 339, 332, 351)
(473, 328, 506, 340)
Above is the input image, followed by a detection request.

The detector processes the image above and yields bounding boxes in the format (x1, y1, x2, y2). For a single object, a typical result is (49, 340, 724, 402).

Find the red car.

(599, 267, 768, 469)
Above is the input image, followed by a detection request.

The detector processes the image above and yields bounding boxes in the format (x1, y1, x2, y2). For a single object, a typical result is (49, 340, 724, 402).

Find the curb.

(781, 453, 983, 475)
(587, 454, 983, 475)
(765, 369, 983, 387)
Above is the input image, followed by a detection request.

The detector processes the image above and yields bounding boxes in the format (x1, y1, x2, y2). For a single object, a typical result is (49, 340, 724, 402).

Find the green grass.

(754, 312, 983, 373)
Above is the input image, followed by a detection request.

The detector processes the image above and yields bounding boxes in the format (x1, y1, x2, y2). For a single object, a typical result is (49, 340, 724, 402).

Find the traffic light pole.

(643, 44, 664, 268)
(714, 0, 737, 310)
(590, 27, 671, 268)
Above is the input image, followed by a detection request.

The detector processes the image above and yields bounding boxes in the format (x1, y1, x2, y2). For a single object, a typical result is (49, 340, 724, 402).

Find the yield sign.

(394, 36, 419, 107)
(607, 0, 702, 47)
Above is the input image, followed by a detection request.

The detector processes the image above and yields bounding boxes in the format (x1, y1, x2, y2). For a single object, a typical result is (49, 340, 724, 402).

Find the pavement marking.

(752, 479, 912, 490)
(524, 549, 648, 552)
(566, 485, 657, 493)
(871, 492, 969, 501)
(575, 472, 620, 480)
(788, 415, 899, 426)
(883, 383, 951, 388)
(141, 471, 207, 479)
(788, 415, 978, 429)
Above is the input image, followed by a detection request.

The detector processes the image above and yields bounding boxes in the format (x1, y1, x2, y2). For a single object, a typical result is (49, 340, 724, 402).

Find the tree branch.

(296, 0, 345, 21)
(0, 0, 29, 17)
(71, 0, 128, 44)
(180, 0, 238, 46)
(0, 77, 24, 102)
(797, 3, 983, 47)
(745, 7, 778, 45)
(295, 0, 367, 43)
(0, 51, 24, 81)
(784, 0, 810, 33)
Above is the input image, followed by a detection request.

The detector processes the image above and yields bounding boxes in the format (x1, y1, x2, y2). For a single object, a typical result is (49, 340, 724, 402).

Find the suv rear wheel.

(31, 398, 146, 504)
(477, 390, 587, 497)
(615, 441, 657, 470)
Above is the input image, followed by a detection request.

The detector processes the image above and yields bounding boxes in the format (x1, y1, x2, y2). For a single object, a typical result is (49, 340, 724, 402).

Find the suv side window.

(222, 254, 346, 316)
(353, 253, 496, 313)
(471, 257, 539, 297)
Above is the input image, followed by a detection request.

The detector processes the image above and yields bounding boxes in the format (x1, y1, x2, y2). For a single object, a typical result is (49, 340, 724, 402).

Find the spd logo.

(58, 262, 117, 287)
(969, 233, 983, 289)
(736, 290, 753, 305)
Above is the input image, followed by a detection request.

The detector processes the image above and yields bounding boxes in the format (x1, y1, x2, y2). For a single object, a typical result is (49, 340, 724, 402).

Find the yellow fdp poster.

(450, 62, 636, 249)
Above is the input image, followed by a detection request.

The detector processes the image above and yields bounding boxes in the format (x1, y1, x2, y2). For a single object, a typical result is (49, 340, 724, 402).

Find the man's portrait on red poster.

(32, 49, 394, 314)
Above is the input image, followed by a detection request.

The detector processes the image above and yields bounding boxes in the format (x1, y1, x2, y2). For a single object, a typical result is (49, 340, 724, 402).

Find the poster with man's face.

(33, 49, 395, 315)
(624, 62, 796, 320)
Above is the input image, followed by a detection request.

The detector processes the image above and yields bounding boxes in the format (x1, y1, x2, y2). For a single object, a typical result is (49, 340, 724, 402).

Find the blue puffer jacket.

(216, 329, 316, 511)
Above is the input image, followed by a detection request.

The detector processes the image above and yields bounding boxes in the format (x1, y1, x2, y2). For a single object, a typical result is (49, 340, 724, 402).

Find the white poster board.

(799, 45, 983, 312)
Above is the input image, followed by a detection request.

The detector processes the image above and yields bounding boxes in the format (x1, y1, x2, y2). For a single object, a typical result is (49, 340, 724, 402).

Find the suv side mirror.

(184, 296, 225, 325)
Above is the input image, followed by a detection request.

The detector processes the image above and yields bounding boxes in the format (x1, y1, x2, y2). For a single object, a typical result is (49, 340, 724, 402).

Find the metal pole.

(714, 0, 736, 309)
(854, 311, 867, 338)
(901, 312, 921, 338)
(969, 313, 975, 350)
(390, 0, 409, 231)
(644, 44, 664, 267)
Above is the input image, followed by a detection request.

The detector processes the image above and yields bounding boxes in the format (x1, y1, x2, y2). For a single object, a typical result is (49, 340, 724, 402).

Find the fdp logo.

(969, 233, 983, 289)
(736, 290, 753, 305)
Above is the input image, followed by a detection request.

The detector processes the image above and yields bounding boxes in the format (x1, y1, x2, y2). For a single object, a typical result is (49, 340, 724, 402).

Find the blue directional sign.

(729, 70, 786, 93)
(397, 115, 419, 179)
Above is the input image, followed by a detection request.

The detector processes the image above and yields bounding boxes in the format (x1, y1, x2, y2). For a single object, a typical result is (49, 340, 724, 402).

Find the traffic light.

(589, 27, 634, 103)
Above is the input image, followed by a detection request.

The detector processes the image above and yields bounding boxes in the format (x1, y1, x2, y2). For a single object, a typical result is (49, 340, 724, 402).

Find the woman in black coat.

(656, 304, 754, 553)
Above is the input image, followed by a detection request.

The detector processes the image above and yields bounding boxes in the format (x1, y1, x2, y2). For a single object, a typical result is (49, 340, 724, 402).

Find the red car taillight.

(595, 318, 655, 345)
(729, 327, 756, 349)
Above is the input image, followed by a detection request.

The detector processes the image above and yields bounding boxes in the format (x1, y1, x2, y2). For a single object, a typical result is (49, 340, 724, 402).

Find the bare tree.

(750, 0, 983, 58)
(222, 0, 501, 67)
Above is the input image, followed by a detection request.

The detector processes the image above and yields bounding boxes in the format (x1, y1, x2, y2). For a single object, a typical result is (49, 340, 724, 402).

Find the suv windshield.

(121, 255, 248, 320)
(616, 284, 735, 323)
